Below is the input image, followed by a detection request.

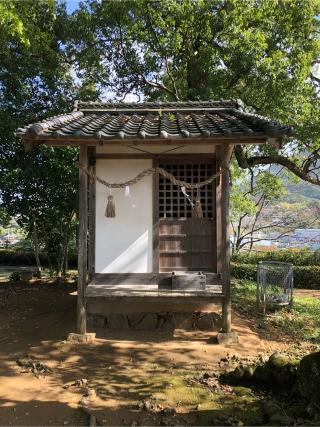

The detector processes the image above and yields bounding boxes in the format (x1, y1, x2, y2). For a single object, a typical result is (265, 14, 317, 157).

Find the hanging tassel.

(192, 196, 203, 218)
(105, 195, 116, 218)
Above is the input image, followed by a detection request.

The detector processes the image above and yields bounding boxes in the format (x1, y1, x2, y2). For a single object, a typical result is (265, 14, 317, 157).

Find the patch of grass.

(232, 280, 257, 316)
(232, 280, 320, 343)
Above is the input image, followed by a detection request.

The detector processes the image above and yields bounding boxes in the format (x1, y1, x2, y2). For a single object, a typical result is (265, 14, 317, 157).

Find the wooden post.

(152, 156, 159, 273)
(215, 155, 222, 275)
(88, 147, 96, 281)
(77, 145, 88, 335)
(217, 144, 238, 344)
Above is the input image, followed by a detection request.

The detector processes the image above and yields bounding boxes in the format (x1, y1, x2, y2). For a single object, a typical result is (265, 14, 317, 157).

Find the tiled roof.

(17, 100, 293, 143)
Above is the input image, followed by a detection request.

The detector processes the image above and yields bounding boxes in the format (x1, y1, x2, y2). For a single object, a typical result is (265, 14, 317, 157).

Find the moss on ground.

(142, 370, 264, 426)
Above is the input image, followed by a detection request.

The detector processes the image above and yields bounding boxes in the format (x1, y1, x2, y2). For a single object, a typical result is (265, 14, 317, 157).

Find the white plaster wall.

(95, 159, 153, 273)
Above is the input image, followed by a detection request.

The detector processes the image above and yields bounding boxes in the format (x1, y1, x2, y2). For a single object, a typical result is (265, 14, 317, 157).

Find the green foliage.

(230, 162, 289, 252)
(230, 166, 287, 220)
(231, 262, 320, 289)
(256, 172, 286, 200)
(0, 208, 10, 228)
(231, 262, 258, 281)
(232, 249, 320, 266)
(69, 0, 320, 162)
(0, 249, 77, 268)
(9, 271, 22, 282)
(0, 1, 97, 274)
(1, 143, 79, 274)
(1, 0, 320, 275)
(232, 280, 320, 342)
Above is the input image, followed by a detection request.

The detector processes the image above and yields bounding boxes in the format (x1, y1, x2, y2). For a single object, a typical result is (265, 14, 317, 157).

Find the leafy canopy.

(0, 0, 82, 272)
(68, 0, 320, 185)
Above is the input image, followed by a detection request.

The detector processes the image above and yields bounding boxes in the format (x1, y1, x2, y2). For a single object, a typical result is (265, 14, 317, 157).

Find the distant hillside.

(268, 165, 320, 204)
(284, 181, 320, 204)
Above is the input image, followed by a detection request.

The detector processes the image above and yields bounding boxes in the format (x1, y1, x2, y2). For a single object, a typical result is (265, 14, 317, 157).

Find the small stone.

(259, 353, 268, 363)
(253, 364, 268, 382)
(268, 352, 290, 368)
(86, 388, 96, 398)
(162, 407, 176, 417)
(242, 365, 256, 379)
(232, 366, 245, 380)
(144, 400, 152, 411)
(67, 332, 95, 343)
(79, 397, 90, 407)
(298, 351, 320, 403)
(77, 378, 88, 387)
(63, 421, 69, 425)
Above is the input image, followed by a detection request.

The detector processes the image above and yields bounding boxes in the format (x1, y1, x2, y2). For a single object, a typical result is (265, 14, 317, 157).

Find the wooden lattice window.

(159, 162, 215, 219)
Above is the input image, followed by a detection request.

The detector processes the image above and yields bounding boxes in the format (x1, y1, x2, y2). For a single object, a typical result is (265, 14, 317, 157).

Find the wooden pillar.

(220, 144, 233, 334)
(152, 156, 160, 273)
(77, 145, 88, 335)
(88, 147, 96, 282)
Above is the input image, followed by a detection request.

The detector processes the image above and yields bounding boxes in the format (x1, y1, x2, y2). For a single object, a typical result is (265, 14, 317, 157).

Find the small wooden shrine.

(17, 100, 292, 342)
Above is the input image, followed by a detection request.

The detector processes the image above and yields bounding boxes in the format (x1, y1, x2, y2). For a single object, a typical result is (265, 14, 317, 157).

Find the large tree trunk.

(31, 209, 42, 278)
(62, 213, 73, 276)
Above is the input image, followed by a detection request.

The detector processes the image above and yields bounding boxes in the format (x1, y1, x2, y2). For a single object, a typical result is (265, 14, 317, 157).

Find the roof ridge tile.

(16, 99, 293, 144)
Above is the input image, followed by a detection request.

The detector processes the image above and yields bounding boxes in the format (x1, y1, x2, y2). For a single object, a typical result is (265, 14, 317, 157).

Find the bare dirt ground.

(0, 279, 287, 426)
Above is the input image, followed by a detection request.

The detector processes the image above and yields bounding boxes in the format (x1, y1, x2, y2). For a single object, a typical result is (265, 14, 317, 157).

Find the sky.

(65, 0, 82, 14)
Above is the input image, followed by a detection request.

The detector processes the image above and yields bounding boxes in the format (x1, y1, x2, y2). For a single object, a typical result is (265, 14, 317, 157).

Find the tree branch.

(234, 145, 320, 185)
(143, 77, 180, 99)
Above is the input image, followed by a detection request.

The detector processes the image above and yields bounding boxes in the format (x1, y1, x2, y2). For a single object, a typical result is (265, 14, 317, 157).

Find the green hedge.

(231, 262, 320, 289)
(232, 249, 320, 266)
(0, 249, 77, 268)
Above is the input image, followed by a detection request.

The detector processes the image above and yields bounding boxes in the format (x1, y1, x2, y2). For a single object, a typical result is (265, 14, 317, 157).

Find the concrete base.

(217, 331, 239, 345)
(67, 332, 96, 343)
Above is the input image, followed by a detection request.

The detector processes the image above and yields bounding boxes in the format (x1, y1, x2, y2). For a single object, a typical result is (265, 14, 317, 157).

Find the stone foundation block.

(87, 311, 223, 332)
(87, 313, 106, 328)
(106, 314, 129, 329)
(194, 312, 222, 331)
(67, 332, 96, 343)
(217, 331, 239, 345)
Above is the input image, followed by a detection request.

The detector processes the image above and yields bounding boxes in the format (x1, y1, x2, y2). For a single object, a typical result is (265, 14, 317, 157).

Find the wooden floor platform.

(86, 273, 223, 299)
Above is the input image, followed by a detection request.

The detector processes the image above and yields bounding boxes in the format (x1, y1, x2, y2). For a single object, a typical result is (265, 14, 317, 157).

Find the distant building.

(275, 228, 320, 250)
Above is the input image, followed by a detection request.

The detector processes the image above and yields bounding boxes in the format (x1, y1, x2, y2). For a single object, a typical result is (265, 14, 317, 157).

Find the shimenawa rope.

(78, 163, 227, 190)
(78, 162, 228, 218)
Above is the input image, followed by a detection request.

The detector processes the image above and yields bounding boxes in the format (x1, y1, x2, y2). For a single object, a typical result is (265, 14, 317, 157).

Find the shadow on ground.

(0, 279, 284, 426)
